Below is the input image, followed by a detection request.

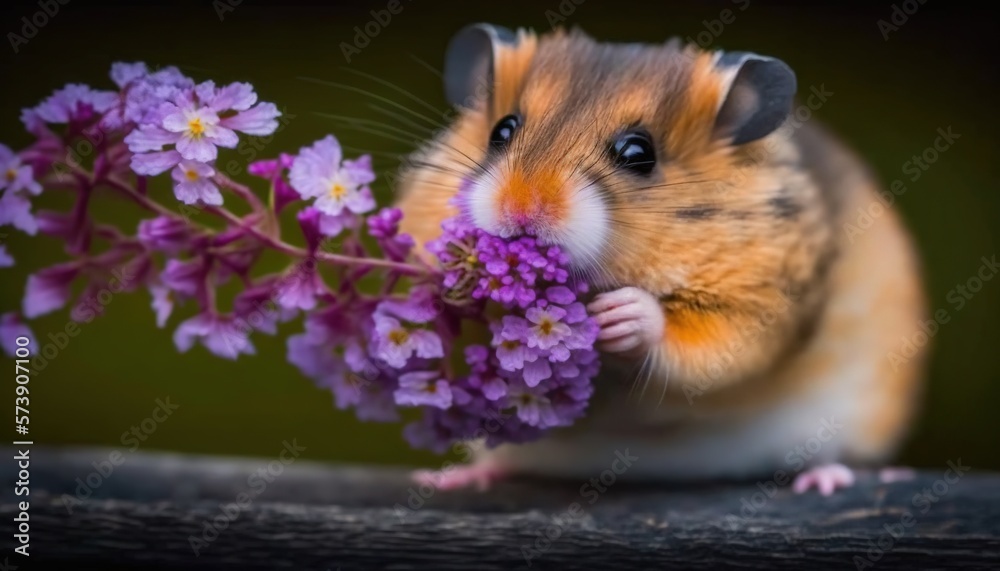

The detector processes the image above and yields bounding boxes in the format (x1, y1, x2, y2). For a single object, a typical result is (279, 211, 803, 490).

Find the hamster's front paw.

(587, 286, 665, 359)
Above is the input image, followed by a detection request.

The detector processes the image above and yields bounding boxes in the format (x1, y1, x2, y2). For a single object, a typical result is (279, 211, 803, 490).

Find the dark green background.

(1, 1, 997, 470)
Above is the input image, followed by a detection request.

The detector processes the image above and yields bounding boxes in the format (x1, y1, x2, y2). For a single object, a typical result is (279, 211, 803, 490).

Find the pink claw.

(792, 463, 856, 496)
(878, 466, 917, 483)
(411, 463, 506, 491)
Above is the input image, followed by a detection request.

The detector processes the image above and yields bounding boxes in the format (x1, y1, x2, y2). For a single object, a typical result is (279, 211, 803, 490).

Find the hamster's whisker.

(298, 76, 444, 129)
(408, 54, 445, 79)
(432, 141, 490, 173)
(316, 113, 429, 144)
(338, 66, 444, 116)
(341, 145, 408, 161)
(368, 104, 440, 136)
(402, 159, 471, 179)
(316, 118, 422, 149)
(655, 349, 671, 409)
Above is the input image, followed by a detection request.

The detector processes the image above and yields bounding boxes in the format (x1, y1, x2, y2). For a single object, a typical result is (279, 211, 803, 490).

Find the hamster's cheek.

(553, 175, 609, 268)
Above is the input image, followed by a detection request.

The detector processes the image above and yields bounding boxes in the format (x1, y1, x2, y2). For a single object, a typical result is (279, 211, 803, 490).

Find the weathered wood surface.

(1, 447, 998, 570)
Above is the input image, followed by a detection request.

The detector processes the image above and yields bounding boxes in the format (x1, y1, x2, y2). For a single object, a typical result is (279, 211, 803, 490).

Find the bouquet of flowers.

(0, 63, 600, 452)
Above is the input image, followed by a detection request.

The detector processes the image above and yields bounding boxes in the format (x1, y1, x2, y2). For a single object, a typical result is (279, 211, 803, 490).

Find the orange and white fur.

(395, 25, 926, 494)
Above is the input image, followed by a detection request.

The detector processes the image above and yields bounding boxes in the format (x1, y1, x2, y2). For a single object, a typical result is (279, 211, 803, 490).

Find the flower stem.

(205, 206, 433, 276)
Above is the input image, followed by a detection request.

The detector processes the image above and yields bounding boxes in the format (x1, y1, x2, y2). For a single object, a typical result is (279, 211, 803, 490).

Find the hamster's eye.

(610, 131, 656, 175)
(489, 114, 521, 150)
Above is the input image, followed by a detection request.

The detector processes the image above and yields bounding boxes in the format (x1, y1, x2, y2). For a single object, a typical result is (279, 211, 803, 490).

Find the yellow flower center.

(466, 253, 478, 264)
(519, 393, 533, 406)
(388, 328, 409, 346)
(5, 168, 16, 182)
(188, 117, 205, 138)
(501, 340, 520, 350)
(538, 317, 554, 336)
(329, 183, 347, 199)
(184, 169, 200, 181)
(424, 382, 438, 394)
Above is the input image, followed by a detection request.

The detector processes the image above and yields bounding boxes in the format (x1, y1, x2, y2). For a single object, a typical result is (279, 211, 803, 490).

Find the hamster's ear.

(712, 52, 797, 145)
(444, 23, 537, 118)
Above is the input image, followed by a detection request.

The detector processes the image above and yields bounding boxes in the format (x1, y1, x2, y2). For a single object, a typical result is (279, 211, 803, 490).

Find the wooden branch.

(2, 447, 998, 570)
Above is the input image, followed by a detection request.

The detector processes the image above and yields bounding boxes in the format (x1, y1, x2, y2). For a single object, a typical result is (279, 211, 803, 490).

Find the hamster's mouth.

(466, 173, 610, 272)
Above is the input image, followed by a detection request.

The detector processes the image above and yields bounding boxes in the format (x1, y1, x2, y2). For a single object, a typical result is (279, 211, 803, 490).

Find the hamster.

(395, 24, 927, 494)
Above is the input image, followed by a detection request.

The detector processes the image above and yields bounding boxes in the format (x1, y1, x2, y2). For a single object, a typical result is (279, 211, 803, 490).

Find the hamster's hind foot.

(792, 463, 856, 496)
(878, 466, 917, 483)
(411, 462, 507, 491)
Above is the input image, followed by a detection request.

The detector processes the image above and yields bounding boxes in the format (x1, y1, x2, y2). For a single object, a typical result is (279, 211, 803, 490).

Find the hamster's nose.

(496, 169, 565, 234)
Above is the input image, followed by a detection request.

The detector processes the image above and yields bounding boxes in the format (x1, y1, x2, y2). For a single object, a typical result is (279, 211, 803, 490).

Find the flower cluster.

(0, 62, 601, 453)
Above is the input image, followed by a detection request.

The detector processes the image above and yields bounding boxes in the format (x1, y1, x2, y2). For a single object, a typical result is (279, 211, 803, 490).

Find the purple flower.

(21, 84, 117, 133)
(161, 101, 236, 162)
(138, 216, 193, 253)
(233, 277, 298, 336)
(287, 331, 338, 379)
(0, 245, 12, 268)
(393, 371, 452, 408)
(371, 312, 443, 368)
(491, 320, 537, 372)
(110, 62, 150, 87)
(0, 144, 42, 196)
(525, 305, 571, 350)
(507, 382, 560, 428)
(394, 371, 453, 409)
(368, 208, 414, 261)
(288, 135, 375, 217)
(174, 312, 255, 360)
(126, 79, 280, 178)
(0, 312, 35, 357)
(274, 262, 323, 312)
(23, 263, 79, 318)
(170, 161, 221, 205)
(161, 258, 207, 298)
(521, 359, 553, 387)
(319, 210, 359, 238)
(249, 153, 298, 213)
(35, 210, 77, 242)
(129, 150, 183, 176)
(376, 288, 440, 323)
(102, 63, 195, 131)
(0, 191, 37, 236)
(149, 284, 174, 328)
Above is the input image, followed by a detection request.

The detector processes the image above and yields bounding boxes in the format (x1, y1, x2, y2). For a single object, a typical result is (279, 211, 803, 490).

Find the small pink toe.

(411, 464, 505, 491)
(879, 466, 917, 483)
(793, 463, 855, 496)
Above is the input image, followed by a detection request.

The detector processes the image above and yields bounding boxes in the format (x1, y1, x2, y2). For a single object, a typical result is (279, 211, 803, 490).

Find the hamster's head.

(442, 25, 829, 303)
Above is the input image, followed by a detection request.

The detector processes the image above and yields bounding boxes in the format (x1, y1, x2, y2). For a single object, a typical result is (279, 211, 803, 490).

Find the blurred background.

(0, 0, 996, 470)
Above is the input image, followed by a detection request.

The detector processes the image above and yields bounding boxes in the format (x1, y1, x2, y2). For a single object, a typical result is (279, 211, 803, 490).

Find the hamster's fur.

(395, 26, 926, 486)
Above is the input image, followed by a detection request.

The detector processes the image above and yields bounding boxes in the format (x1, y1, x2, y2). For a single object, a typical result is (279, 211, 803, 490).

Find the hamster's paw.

(588, 286, 665, 358)
(792, 463, 856, 496)
(411, 463, 506, 491)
